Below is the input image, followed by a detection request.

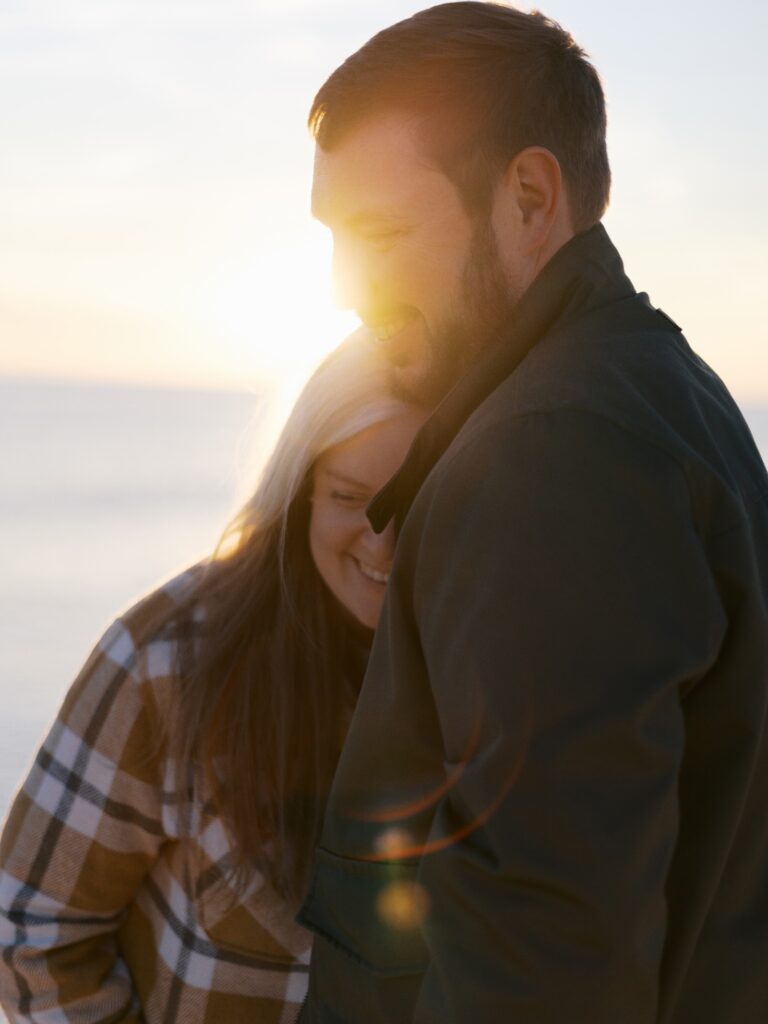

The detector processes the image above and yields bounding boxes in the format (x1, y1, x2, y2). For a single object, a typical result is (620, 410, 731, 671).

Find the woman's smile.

(353, 556, 391, 585)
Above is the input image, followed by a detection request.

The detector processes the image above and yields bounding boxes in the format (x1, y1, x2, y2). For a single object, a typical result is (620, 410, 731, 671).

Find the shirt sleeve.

(410, 409, 726, 1023)
(0, 617, 171, 1023)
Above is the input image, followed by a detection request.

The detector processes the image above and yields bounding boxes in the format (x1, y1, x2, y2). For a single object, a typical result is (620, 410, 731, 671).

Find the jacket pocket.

(297, 846, 429, 977)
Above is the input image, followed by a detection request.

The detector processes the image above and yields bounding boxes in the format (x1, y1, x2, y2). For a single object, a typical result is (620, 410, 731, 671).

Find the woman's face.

(309, 409, 427, 629)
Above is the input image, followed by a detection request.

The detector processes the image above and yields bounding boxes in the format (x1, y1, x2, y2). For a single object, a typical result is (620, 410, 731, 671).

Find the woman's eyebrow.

(324, 469, 368, 488)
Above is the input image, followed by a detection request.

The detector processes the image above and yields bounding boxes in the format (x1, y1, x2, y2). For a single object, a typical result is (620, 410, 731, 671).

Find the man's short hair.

(309, 1, 610, 232)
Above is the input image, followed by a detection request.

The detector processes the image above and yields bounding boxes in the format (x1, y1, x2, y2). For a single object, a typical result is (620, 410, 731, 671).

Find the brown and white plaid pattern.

(0, 568, 311, 1023)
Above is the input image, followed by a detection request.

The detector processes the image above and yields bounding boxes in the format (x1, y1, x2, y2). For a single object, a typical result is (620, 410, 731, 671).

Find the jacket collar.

(367, 223, 636, 533)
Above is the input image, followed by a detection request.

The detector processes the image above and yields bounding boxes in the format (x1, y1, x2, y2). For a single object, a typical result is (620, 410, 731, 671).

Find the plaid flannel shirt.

(0, 568, 311, 1023)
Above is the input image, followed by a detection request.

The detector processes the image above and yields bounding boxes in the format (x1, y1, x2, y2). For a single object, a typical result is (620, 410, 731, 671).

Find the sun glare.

(198, 229, 358, 402)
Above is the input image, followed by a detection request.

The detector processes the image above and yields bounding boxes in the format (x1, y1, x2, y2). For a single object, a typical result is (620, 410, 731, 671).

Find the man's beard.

(392, 218, 520, 406)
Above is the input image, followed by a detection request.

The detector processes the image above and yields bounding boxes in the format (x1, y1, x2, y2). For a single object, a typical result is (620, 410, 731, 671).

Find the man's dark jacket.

(297, 226, 768, 1023)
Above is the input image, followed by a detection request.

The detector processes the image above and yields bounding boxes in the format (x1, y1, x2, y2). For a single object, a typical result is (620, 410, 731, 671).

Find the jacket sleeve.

(409, 409, 726, 1023)
(0, 617, 170, 1023)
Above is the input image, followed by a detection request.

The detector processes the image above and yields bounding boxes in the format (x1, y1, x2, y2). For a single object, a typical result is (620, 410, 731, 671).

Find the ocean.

(1, 379, 768, 823)
(0, 377, 264, 819)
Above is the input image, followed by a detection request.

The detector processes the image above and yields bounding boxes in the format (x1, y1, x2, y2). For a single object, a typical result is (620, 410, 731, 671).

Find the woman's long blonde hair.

(227, 329, 410, 573)
(170, 330, 417, 904)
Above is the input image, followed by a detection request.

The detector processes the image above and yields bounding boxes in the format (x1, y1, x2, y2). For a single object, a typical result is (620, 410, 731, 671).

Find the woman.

(0, 332, 427, 1023)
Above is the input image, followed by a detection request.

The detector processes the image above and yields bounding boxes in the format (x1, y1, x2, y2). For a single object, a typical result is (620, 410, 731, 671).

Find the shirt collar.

(367, 223, 636, 533)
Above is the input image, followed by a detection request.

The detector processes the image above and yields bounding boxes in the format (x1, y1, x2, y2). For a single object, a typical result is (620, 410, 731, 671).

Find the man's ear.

(495, 147, 566, 254)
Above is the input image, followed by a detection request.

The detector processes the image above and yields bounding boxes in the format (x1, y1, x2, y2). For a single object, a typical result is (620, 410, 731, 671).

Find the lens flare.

(376, 881, 431, 931)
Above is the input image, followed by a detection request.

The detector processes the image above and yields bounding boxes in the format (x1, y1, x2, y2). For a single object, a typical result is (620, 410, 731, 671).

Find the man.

(297, 4, 768, 1021)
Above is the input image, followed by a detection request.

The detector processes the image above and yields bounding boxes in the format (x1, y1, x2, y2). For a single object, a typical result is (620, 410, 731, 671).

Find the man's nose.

(332, 239, 369, 312)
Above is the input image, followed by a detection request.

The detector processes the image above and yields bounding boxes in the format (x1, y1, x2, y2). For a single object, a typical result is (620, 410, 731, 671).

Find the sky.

(1, 0, 766, 400)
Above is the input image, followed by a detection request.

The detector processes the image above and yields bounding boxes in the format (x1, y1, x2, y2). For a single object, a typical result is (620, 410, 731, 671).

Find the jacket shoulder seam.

(439, 406, 716, 537)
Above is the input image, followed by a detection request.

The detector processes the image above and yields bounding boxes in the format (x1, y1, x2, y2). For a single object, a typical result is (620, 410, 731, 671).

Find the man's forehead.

(311, 111, 442, 225)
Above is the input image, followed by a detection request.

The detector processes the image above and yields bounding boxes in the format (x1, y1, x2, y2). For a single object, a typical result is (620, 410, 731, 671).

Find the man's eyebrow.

(344, 211, 415, 235)
(312, 203, 407, 229)
(346, 210, 404, 228)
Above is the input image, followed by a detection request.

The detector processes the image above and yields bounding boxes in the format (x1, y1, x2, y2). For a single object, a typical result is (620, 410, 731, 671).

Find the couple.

(3, 4, 768, 1022)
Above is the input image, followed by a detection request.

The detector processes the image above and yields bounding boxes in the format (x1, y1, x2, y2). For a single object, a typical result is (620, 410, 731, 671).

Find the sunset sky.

(1, 0, 766, 399)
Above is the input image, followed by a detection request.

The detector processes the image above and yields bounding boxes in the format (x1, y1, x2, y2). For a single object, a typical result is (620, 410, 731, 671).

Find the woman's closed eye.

(330, 490, 368, 508)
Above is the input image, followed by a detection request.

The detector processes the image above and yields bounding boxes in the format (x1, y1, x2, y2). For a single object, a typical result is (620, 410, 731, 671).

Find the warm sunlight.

(2, 5, 768, 1017)
(196, 227, 357, 399)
